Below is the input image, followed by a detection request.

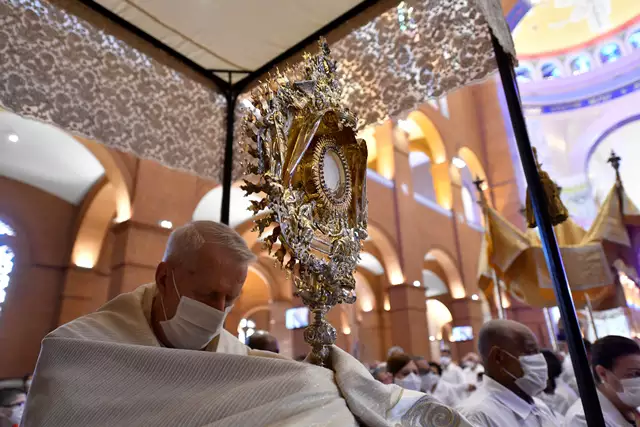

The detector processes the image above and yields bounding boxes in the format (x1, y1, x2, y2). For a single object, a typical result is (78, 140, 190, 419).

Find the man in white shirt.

(462, 352, 485, 392)
(441, 348, 466, 385)
(457, 319, 559, 427)
(564, 335, 640, 427)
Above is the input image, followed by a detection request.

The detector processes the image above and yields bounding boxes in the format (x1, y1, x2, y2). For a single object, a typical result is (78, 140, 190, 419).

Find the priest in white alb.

(23, 221, 472, 426)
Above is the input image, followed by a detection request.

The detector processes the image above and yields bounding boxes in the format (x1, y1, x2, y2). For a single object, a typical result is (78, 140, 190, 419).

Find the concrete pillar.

(359, 310, 385, 363)
(57, 266, 110, 326)
(109, 221, 169, 298)
(449, 297, 484, 361)
(269, 301, 293, 358)
(389, 284, 430, 358)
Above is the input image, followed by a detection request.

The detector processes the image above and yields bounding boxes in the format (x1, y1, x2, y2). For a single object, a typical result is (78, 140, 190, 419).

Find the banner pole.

(491, 34, 605, 427)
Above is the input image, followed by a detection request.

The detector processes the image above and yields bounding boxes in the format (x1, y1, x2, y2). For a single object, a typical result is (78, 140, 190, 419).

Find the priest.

(24, 221, 471, 427)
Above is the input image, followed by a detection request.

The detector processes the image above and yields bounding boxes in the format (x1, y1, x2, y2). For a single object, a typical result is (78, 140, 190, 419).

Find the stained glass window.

(238, 318, 256, 344)
(0, 245, 15, 313)
(570, 55, 592, 75)
(0, 220, 15, 236)
(599, 43, 622, 64)
(629, 30, 640, 50)
(515, 66, 533, 83)
(541, 63, 561, 80)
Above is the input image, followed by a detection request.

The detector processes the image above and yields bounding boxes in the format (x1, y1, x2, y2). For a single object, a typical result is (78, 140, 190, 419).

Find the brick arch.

(69, 137, 132, 269)
(367, 221, 404, 285)
(424, 247, 465, 299)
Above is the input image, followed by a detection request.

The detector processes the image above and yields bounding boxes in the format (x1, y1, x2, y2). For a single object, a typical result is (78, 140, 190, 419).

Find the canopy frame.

(44, 3, 606, 424)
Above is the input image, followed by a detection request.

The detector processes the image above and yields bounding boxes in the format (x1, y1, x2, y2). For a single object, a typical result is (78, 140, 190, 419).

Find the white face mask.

(395, 372, 422, 391)
(440, 356, 451, 366)
(616, 377, 640, 407)
(159, 273, 232, 350)
(503, 352, 548, 397)
(421, 372, 439, 392)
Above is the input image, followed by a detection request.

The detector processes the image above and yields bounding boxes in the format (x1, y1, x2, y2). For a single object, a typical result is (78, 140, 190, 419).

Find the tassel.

(525, 148, 568, 228)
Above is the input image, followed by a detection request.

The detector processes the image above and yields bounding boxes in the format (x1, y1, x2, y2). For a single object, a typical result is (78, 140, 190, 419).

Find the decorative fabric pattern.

(0, 0, 227, 180)
(234, 0, 515, 179)
(332, 0, 511, 127)
(399, 394, 463, 427)
(1, 0, 513, 182)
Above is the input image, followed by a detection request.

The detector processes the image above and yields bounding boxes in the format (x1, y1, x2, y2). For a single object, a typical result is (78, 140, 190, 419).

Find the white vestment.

(24, 284, 473, 427)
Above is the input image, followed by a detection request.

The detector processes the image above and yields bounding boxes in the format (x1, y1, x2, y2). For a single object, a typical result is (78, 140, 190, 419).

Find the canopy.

(0, 0, 514, 182)
(478, 185, 639, 309)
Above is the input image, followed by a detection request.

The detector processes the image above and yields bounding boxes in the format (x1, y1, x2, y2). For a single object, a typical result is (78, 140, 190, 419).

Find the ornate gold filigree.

(241, 39, 368, 366)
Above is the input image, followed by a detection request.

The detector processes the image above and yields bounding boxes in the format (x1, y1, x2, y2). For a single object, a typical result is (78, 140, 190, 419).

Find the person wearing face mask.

(0, 388, 26, 427)
(462, 352, 485, 388)
(564, 335, 640, 427)
(440, 348, 466, 386)
(23, 221, 476, 427)
(414, 358, 461, 407)
(457, 319, 559, 427)
(387, 353, 422, 391)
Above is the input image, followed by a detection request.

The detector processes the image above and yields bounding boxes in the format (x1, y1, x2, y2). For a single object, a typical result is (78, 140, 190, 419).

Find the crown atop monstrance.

(242, 39, 368, 365)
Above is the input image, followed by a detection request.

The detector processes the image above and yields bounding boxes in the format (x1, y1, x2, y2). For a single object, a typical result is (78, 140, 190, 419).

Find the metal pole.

(543, 307, 558, 351)
(585, 295, 599, 340)
(491, 35, 605, 427)
(492, 269, 506, 319)
(220, 90, 238, 226)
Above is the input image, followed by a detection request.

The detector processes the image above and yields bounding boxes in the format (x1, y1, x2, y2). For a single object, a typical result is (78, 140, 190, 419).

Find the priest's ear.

(155, 261, 170, 292)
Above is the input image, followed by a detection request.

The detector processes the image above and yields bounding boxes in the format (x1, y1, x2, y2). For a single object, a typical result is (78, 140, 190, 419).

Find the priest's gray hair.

(163, 220, 256, 266)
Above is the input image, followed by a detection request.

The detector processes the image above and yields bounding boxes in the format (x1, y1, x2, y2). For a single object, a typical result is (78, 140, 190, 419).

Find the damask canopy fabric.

(1, 0, 515, 182)
(0, 0, 227, 179)
(233, 0, 516, 179)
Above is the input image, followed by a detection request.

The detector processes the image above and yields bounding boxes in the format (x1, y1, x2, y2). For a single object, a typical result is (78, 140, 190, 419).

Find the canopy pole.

(491, 34, 605, 427)
(585, 295, 599, 340)
(492, 269, 506, 320)
(220, 89, 239, 226)
(543, 307, 558, 351)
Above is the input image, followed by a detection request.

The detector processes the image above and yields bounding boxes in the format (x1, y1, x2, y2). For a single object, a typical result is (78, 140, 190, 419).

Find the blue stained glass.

(629, 30, 640, 50)
(599, 43, 622, 64)
(541, 63, 561, 80)
(570, 55, 591, 75)
(515, 66, 533, 83)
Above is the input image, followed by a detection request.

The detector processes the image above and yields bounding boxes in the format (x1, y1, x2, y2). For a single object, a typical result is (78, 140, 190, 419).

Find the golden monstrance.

(242, 40, 368, 366)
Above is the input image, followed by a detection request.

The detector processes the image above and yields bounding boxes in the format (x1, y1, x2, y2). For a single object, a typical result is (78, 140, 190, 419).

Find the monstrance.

(241, 40, 368, 366)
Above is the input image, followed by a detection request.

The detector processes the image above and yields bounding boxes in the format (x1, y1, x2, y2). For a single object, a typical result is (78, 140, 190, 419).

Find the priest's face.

(158, 244, 249, 316)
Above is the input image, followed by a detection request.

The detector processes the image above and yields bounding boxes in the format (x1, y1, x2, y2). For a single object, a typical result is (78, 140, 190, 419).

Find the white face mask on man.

(502, 351, 548, 396)
(395, 373, 422, 391)
(159, 272, 232, 350)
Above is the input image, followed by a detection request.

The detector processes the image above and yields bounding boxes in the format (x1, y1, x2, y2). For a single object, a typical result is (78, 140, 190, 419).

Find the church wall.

(0, 177, 76, 378)
(0, 80, 539, 376)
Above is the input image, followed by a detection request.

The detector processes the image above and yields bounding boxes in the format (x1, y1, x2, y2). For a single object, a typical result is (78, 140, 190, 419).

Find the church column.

(359, 309, 385, 363)
(109, 221, 170, 298)
(58, 266, 110, 325)
(389, 284, 430, 358)
(269, 301, 293, 358)
(449, 297, 484, 361)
